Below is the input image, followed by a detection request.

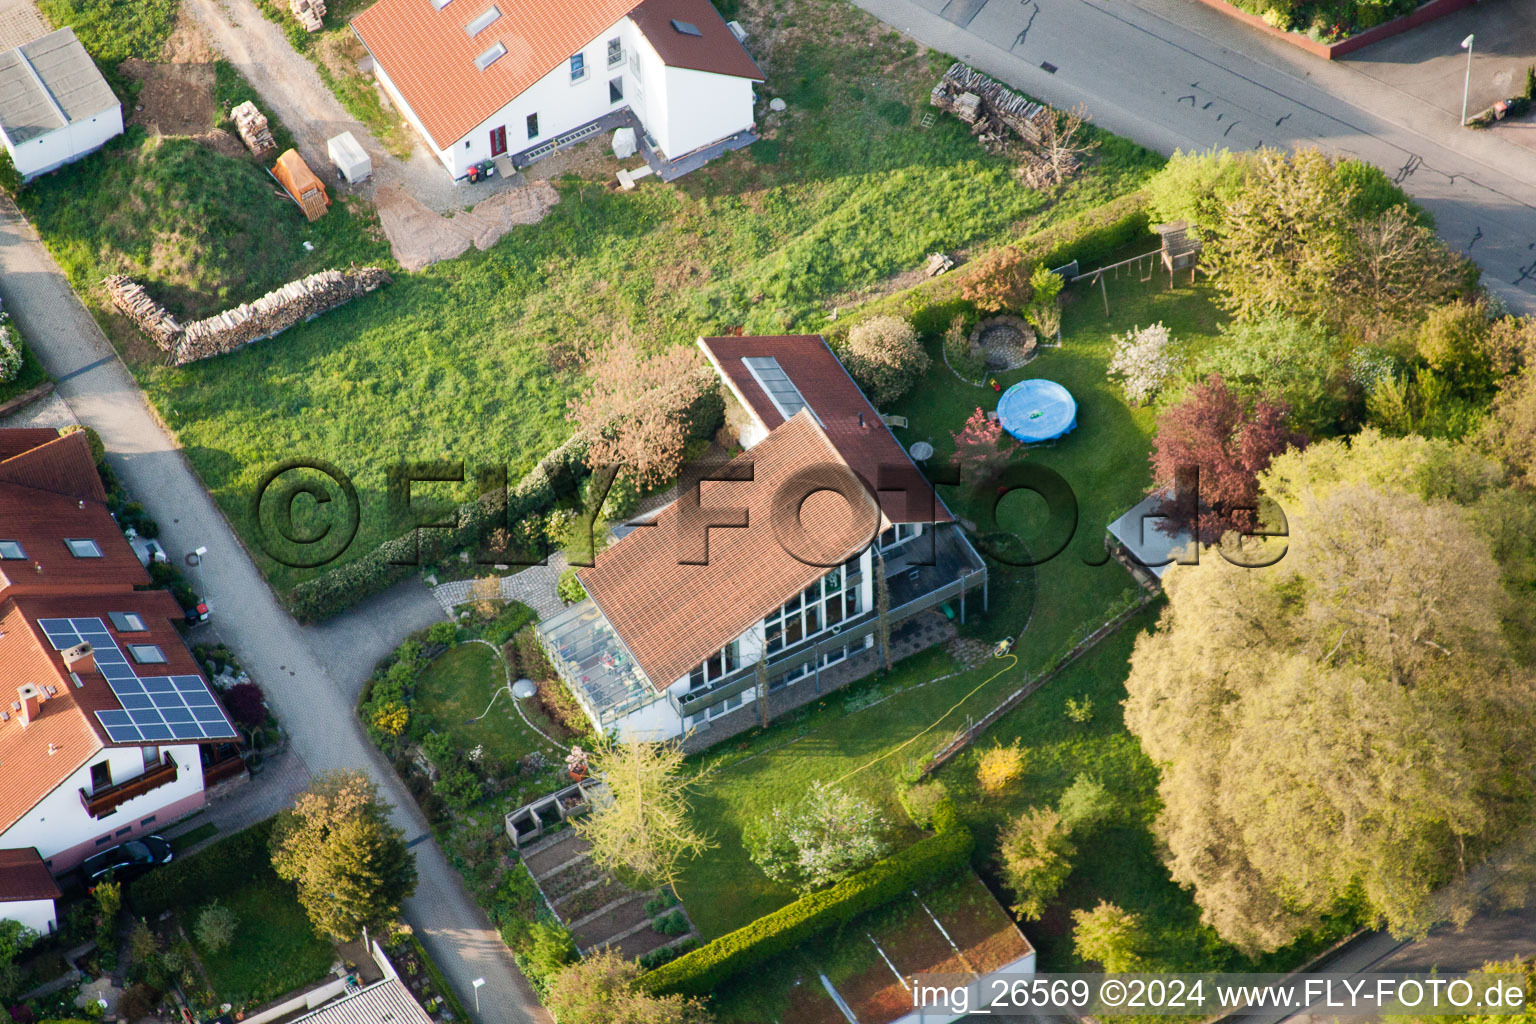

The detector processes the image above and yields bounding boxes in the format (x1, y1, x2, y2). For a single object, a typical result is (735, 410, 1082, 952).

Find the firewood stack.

(231, 102, 276, 158)
(104, 268, 391, 365)
(104, 276, 182, 349)
(930, 63, 1050, 153)
(290, 0, 325, 31)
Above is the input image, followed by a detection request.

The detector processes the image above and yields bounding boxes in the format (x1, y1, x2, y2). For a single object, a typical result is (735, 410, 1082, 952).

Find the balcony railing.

(669, 569, 984, 720)
(80, 753, 178, 819)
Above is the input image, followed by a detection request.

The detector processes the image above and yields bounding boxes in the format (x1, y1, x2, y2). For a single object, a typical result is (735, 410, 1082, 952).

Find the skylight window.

(475, 41, 506, 70)
(465, 5, 499, 36)
(66, 538, 103, 558)
(742, 356, 820, 425)
(671, 18, 702, 35)
(128, 644, 167, 665)
(109, 612, 148, 633)
(429, 0, 452, 10)
(0, 541, 23, 559)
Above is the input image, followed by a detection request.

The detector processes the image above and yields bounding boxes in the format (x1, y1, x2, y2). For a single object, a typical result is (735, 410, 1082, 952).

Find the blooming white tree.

(745, 780, 890, 892)
(1109, 321, 1180, 405)
(0, 314, 21, 384)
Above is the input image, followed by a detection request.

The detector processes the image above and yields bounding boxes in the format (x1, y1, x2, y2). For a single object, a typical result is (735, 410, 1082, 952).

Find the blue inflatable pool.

(997, 379, 1078, 443)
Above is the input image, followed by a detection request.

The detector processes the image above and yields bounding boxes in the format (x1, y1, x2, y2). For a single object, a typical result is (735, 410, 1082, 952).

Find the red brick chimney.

(18, 684, 43, 728)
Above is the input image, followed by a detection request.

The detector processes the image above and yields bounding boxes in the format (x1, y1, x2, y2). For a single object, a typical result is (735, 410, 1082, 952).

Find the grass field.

(24, 0, 1159, 599)
(411, 642, 559, 768)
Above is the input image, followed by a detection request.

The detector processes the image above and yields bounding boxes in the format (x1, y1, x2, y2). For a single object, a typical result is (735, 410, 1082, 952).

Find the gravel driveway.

(182, 0, 558, 267)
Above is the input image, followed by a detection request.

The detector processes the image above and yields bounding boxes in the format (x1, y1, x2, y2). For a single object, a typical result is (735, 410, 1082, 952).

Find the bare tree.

(1022, 104, 1097, 189)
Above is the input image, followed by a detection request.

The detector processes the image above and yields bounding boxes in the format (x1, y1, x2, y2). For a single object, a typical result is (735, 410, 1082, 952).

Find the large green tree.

(270, 771, 417, 941)
(1125, 433, 1536, 953)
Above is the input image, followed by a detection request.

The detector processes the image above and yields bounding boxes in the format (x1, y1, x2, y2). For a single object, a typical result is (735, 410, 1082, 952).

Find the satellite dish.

(512, 679, 538, 699)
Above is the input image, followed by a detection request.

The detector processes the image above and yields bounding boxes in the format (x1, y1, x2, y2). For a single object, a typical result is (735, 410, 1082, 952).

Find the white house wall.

(3, 103, 123, 180)
(653, 65, 754, 158)
(0, 897, 56, 935)
(449, 16, 634, 178)
(611, 693, 684, 742)
(0, 743, 205, 871)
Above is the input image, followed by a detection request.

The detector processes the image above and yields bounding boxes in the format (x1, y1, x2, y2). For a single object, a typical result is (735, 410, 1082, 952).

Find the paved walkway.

(851, 0, 1536, 313)
(0, 196, 550, 1024)
(433, 554, 569, 620)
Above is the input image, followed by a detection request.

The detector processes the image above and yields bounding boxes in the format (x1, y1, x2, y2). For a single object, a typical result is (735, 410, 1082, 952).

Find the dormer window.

(570, 52, 586, 82)
(0, 541, 23, 559)
(66, 538, 103, 558)
(128, 644, 166, 664)
(475, 41, 506, 70)
(465, 5, 499, 36)
(109, 612, 148, 633)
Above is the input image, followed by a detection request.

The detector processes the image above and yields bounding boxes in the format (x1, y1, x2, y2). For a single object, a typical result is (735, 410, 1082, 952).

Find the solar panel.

(742, 356, 821, 424)
(37, 617, 237, 745)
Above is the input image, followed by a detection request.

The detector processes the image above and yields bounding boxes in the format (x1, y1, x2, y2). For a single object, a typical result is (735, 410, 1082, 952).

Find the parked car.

(82, 836, 173, 883)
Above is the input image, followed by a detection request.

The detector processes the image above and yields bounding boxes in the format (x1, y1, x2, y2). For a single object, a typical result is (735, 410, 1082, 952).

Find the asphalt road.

(0, 197, 549, 1024)
(852, 0, 1536, 313)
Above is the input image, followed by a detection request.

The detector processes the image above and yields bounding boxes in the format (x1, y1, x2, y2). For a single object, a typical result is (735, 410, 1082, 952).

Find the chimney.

(62, 641, 95, 675)
(18, 684, 42, 728)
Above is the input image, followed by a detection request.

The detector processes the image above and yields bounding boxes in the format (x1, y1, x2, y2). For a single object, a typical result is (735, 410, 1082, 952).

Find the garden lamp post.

(1461, 34, 1475, 125)
(472, 977, 486, 1017)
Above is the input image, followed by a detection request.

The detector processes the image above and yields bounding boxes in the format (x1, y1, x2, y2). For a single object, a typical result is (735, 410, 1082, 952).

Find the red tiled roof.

(0, 482, 148, 599)
(0, 431, 106, 504)
(353, 0, 639, 150)
(579, 412, 879, 690)
(629, 0, 762, 81)
(0, 590, 223, 834)
(0, 430, 65, 462)
(699, 335, 952, 525)
(0, 847, 60, 902)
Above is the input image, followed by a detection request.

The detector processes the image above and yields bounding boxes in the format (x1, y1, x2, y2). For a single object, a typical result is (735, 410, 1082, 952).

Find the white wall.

(0, 897, 56, 935)
(0, 743, 205, 869)
(611, 693, 684, 743)
(445, 15, 635, 177)
(651, 65, 755, 158)
(2, 103, 123, 180)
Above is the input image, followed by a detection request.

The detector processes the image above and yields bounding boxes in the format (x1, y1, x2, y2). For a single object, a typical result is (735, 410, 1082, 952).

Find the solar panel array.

(36, 617, 238, 745)
(743, 356, 819, 424)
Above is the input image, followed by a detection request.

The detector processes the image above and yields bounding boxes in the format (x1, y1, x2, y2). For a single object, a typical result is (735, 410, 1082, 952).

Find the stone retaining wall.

(104, 267, 390, 365)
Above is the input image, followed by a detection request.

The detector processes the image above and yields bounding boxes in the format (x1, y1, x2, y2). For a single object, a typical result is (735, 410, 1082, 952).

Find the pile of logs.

(930, 63, 1051, 151)
(104, 268, 391, 366)
(104, 277, 182, 349)
(231, 102, 276, 159)
(290, 0, 325, 31)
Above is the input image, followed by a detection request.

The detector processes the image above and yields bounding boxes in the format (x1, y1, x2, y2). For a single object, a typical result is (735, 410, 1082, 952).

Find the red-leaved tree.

(1150, 374, 1304, 544)
(952, 407, 1021, 486)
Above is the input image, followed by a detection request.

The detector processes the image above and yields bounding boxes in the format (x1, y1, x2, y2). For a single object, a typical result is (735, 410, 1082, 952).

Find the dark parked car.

(82, 836, 173, 883)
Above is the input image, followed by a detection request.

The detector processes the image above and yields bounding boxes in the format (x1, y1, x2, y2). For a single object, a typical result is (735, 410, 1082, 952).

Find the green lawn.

(411, 642, 560, 768)
(23, 0, 1159, 599)
(126, 822, 335, 1010)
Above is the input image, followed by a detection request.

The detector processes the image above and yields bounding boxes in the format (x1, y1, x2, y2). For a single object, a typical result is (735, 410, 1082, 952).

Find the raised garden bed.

(555, 879, 631, 922)
(540, 858, 603, 902)
(1191, 0, 1480, 58)
(569, 893, 655, 949)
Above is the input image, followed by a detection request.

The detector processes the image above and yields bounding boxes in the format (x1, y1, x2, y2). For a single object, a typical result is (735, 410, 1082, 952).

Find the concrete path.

(0, 196, 550, 1024)
(848, 0, 1536, 313)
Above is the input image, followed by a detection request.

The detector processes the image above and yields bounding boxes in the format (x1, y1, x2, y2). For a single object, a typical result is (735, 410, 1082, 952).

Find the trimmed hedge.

(127, 818, 276, 916)
(287, 434, 592, 623)
(639, 805, 972, 997)
(840, 190, 1154, 341)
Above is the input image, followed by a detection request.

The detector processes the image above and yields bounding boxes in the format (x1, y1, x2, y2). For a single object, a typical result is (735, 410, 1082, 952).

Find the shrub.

(421, 733, 484, 812)
(941, 315, 985, 381)
(548, 950, 712, 1024)
(976, 739, 1026, 795)
(557, 568, 587, 604)
(641, 811, 971, 997)
(0, 151, 20, 199)
(961, 245, 1031, 314)
(999, 806, 1074, 920)
(951, 407, 1021, 486)
(516, 921, 577, 993)
(745, 781, 891, 893)
(1025, 264, 1064, 340)
(1073, 901, 1145, 973)
(895, 779, 949, 830)
(223, 681, 267, 729)
(1109, 322, 1180, 405)
(654, 911, 689, 936)
(1064, 695, 1094, 723)
(193, 901, 237, 954)
(840, 315, 930, 406)
(425, 621, 458, 646)
(536, 679, 597, 743)
(115, 984, 161, 1022)
(1058, 774, 1115, 833)
(0, 316, 21, 384)
(371, 701, 410, 738)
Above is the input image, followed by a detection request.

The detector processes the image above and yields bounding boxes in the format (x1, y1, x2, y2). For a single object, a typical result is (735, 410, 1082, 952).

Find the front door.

(489, 126, 507, 157)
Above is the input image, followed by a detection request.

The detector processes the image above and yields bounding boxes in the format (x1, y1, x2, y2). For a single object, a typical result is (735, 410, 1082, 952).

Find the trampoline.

(997, 379, 1078, 443)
